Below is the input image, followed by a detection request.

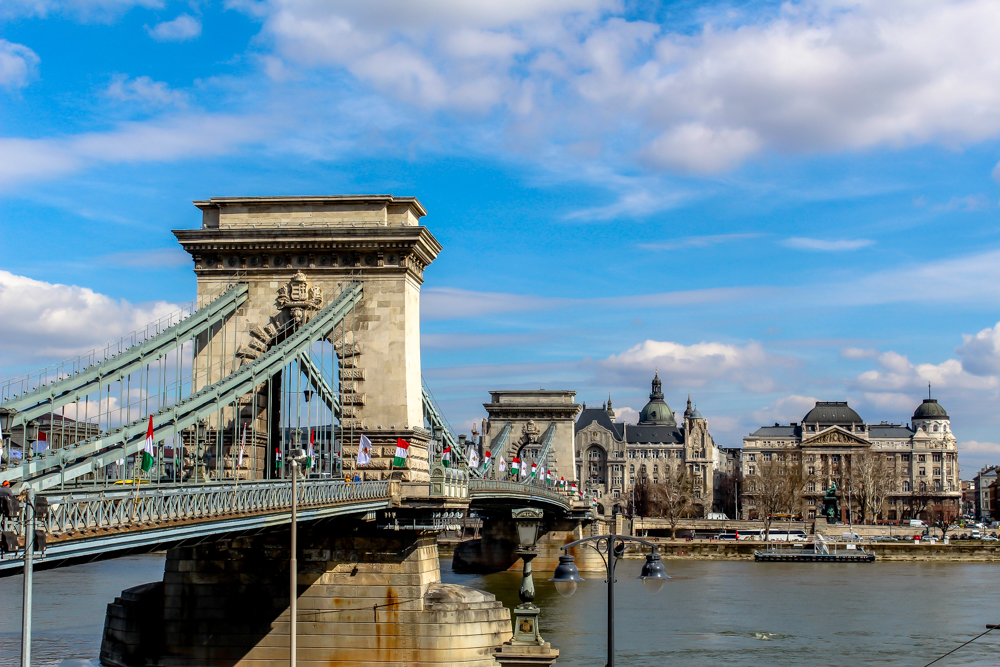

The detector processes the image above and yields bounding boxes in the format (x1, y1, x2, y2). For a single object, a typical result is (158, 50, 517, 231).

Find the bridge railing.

(11, 479, 390, 538)
(468, 478, 573, 507)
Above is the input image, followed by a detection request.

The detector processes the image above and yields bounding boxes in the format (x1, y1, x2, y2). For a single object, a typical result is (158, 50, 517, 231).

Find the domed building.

(574, 372, 730, 516)
(741, 395, 960, 523)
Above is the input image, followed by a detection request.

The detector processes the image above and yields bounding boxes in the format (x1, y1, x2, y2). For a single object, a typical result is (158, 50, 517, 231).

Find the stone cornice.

(172, 226, 442, 283)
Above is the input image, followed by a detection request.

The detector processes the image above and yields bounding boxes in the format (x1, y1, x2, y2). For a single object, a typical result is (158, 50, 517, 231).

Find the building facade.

(741, 398, 961, 523)
(973, 466, 998, 521)
(574, 372, 728, 516)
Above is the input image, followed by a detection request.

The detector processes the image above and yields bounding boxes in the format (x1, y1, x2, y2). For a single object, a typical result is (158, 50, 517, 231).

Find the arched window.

(902, 481, 911, 492)
(919, 482, 927, 492)
(933, 424, 939, 432)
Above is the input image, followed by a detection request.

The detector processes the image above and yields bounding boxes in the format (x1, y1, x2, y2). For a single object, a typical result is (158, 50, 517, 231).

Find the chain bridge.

(0, 195, 594, 667)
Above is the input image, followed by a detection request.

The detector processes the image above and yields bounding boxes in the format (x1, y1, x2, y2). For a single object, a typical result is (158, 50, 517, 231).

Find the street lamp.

(549, 530, 670, 667)
(288, 446, 307, 667)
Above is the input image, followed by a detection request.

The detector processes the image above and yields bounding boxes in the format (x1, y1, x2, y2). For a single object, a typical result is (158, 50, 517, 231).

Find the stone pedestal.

(494, 642, 560, 667)
(101, 528, 511, 666)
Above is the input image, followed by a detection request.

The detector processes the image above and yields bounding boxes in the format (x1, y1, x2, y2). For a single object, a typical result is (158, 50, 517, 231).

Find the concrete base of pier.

(101, 526, 512, 666)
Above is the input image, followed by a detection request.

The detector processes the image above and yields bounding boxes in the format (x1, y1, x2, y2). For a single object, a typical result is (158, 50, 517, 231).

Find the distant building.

(961, 479, 976, 517)
(574, 372, 728, 517)
(973, 466, 999, 521)
(742, 397, 961, 523)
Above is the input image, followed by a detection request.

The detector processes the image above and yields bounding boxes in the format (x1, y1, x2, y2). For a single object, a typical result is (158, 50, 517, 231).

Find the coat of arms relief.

(276, 271, 323, 325)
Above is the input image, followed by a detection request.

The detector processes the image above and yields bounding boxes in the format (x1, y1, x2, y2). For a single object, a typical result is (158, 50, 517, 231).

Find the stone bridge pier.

(101, 520, 512, 666)
(453, 512, 605, 575)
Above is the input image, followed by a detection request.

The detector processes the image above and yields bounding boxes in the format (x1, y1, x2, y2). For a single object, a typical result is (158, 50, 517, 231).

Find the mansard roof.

(625, 423, 684, 444)
(576, 407, 625, 439)
(869, 424, 916, 438)
(750, 425, 801, 437)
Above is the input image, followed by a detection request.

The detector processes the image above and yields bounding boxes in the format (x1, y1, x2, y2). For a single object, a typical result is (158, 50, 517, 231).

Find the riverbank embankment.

(630, 540, 1000, 561)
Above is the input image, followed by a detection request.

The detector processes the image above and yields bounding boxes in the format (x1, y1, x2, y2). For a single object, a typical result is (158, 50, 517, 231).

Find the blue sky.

(3, 0, 1000, 474)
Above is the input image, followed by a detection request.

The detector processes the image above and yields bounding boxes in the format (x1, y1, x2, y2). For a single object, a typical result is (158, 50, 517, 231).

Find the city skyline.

(3, 1, 1000, 473)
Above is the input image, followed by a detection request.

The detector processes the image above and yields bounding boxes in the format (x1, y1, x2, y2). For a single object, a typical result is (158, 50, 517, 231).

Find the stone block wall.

(101, 526, 512, 666)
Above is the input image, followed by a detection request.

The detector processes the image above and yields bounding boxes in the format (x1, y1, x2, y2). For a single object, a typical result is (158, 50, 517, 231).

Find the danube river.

(2, 554, 999, 666)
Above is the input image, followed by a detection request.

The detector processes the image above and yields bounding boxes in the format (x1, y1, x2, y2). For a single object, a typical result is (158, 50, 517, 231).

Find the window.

(919, 467, 925, 476)
(808, 466, 815, 475)
(902, 454, 910, 462)
(777, 453, 786, 462)
(807, 482, 816, 492)
(763, 452, 772, 462)
(615, 451, 623, 459)
(933, 453, 941, 462)
(613, 490, 620, 498)
(918, 454, 926, 462)
(832, 455, 841, 463)
(664, 465, 671, 474)
(903, 481, 911, 492)
(933, 467, 941, 476)
(630, 477, 635, 485)
(746, 453, 756, 462)
(934, 480, 943, 491)
(933, 424, 939, 432)
(628, 451, 636, 459)
(629, 464, 635, 473)
(652, 450, 660, 459)
(748, 465, 756, 475)
(641, 450, 649, 459)
(919, 482, 927, 492)
(640, 464, 647, 473)
(653, 465, 658, 473)
(653, 477, 659, 484)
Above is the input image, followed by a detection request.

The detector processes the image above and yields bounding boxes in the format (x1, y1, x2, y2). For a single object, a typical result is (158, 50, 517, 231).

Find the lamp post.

(288, 446, 307, 667)
(549, 528, 669, 667)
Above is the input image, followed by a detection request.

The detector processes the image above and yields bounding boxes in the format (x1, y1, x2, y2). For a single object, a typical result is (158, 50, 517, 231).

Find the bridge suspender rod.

(297, 352, 340, 418)
(3, 282, 364, 491)
(531, 424, 558, 483)
(2, 282, 249, 428)
(480, 422, 511, 477)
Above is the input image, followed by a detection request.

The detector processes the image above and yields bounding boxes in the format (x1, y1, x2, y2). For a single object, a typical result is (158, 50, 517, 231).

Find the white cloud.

(228, 0, 1000, 175)
(784, 237, 874, 252)
(841, 346, 878, 360)
(0, 113, 266, 189)
(1, 0, 162, 21)
(956, 321, 1000, 377)
(146, 14, 202, 42)
(854, 350, 996, 393)
(0, 270, 178, 361)
(613, 405, 639, 424)
(105, 74, 188, 107)
(860, 391, 916, 413)
(750, 395, 819, 426)
(601, 339, 789, 393)
(958, 441, 1000, 474)
(0, 40, 40, 89)
(639, 233, 762, 251)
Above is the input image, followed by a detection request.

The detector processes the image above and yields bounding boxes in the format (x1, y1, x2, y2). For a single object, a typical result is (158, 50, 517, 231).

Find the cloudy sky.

(3, 0, 1000, 474)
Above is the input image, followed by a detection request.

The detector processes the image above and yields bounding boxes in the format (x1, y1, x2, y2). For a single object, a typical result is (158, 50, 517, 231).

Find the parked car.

(982, 535, 999, 542)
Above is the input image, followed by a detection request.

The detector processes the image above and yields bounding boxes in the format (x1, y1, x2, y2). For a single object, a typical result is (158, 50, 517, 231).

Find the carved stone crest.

(520, 420, 541, 445)
(276, 271, 322, 325)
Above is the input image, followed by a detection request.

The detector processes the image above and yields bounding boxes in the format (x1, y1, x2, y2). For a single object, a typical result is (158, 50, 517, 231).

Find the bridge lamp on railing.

(288, 446, 308, 667)
(548, 531, 670, 667)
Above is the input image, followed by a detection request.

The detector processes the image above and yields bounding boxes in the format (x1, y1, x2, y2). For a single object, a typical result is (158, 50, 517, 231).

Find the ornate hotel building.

(741, 398, 961, 522)
(574, 372, 728, 516)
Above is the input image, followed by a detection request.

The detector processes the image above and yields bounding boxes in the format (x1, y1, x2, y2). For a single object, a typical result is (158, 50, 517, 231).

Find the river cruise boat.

(754, 536, 875, 563)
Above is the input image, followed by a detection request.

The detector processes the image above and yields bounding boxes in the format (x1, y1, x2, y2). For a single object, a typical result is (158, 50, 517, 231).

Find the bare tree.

(715, 470, 743, 520)
(851, 450, 895, 523)
(744, 457, 799, 541)
(652, 467, 695, 538)
(630, 472, 657, 518)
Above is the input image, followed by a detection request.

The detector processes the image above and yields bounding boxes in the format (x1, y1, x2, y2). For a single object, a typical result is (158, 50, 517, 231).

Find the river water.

(2, 554, 999, 666)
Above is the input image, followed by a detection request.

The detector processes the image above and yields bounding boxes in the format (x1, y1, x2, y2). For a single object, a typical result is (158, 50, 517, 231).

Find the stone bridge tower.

(482, 390, 581, 483)
(173, 195, 441, 481)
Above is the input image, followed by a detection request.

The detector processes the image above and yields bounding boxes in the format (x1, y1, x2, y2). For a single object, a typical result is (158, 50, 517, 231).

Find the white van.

(971, 529, 982, 539)
(909, 519, 926, 528)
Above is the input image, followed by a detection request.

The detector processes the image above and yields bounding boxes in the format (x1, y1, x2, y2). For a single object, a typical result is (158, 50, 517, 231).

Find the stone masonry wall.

(101, 527, 512, 666)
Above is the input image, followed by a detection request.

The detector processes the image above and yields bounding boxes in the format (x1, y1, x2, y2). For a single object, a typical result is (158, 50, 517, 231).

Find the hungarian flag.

(559, 477, 565, 489)
(467, 445, 480, 468)
(34, 431, 49, 454)
(530, 462, 538, 478)
(275, 447, 282, 469)
(306, 429, 315, 469)
(357, 434, 372, 466)
(498, 454, 507, 473)
(393, 438, 410, 467)
(140, 416, 155, 472)
(510, 457, 520, 475)
(570, 482, 578, 494)
(483, 450, 491, 467)
(237, 424, 247, 468)
(547, 470, 553, 484)
(442, 443, 452, 467)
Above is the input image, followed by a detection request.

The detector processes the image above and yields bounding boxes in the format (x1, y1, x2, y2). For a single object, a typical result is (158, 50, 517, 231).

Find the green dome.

(638, 372, 675, 426)
(913, 399, 948, 420)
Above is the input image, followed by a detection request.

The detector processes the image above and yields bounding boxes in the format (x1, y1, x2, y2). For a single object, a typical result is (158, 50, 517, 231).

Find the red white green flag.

(140, 416, 155, 472)
(393, 438, 410, 467)
(511, 457, 520, 474)
(442, 443, 452, 467)
(570, 482, 578, 494)
(306, 429, 315, 469)
(530, 462, 538, 477)
(559, 477, 565, 489)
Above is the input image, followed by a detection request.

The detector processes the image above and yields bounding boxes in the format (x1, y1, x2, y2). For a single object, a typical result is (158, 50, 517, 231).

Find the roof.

(194, 195, 428, 217)
(802, 401, 863, 425)
(625, 424, 684, 444)
(576, 408, 625, 439)
(913, 399, 948, 419)
(869, 425, 915, 438)
(749, 425, 800, 437)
